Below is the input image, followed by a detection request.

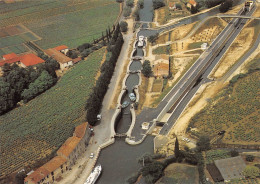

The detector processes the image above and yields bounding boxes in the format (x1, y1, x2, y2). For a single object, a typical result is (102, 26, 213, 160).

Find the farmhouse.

(0, 53, 44, 68)
(54, 45, 69, 55)
(24, 123, 91, 184)
(207, 156, 246, 182)
(45, 48, 73, 70)
(187, 0, 197, 8)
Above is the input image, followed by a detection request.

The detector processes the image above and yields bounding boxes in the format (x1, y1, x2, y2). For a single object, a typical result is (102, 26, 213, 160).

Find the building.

(187, 0, 197, 9)
(54, 45, 69, 55)
(24, 123, 91, 184)
(207, 156, 246, 183)
(0, 53, 44, 68)
(201, 43, 207, 50)
(45, 48, 73, 70)
(169, 2, 176, 10)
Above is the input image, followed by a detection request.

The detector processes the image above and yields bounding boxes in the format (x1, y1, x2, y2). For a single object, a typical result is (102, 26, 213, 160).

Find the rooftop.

(189, 0, 197, 6)
(0, 56, 21, 67)
(57, 136, 81, 157)
(20, 53, 45, 66)
(24, 156, 67, 183)
(169, 2, 176, 7)
(54, 45, 68, 51)
(214, 156, 246, 181)
(74, 123, 88, 138)
(45, 48, 72, 64)
(2, 52, 17, 60)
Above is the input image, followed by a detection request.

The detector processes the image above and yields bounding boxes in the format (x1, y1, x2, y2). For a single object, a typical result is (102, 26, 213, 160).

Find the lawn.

(0, 0, 120, 51)
(0, 48, 106, 176)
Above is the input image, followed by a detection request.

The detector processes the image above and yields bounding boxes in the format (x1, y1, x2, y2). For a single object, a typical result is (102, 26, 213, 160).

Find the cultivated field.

(0, 0, 119, 54)
(188, 70, 260, 145)
(0, 48, 106, 176)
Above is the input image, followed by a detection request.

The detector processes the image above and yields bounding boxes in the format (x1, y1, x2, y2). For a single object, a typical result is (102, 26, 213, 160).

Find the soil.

(212, 27, 255, 78)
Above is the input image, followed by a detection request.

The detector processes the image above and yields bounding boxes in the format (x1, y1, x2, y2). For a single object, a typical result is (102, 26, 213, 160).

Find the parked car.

(129, 93, 136, 102)
(121, 101, 130, 108)
(90, 153, 94, 158)
(97, 114, 102, 121)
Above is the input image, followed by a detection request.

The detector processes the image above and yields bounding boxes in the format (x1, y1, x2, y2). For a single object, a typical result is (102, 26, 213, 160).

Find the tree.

(174, 137, 180, 158)
(243, 165, 260, 179)
(230, 149, 239, 157)
(142, 60, 153, 77)
(0, 78, 15, 115)
(15, 172, 27, 184)
(133, 7, 140, 21)
(219, 0, 232, 13)
(126, 0, 134, 7)
(246, 155, 255, 162)
(148, 33, 159, 45)
(190, 5, 198, 14)
(138, 0, 144, 8)
(196, 135, 211, 151)
(120, 21, 128, 33)
(123, 6, 132, 17)
(152, 0, 165, 10)
(22, 70, 55, 102)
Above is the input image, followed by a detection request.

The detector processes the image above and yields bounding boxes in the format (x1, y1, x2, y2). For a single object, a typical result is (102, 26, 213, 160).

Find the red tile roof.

(57, 137, 81, 158)
(0, 57, 21, 67)
(3, 53, 17, 60)
(74, 123, 88, 138)
(20, 53, 45, 67)
(72, 57, 81, 64)
(169, 2, 176, 8)
(54, 45, 68, 51)
(189, 0, 197, 6)
(45, 48, 72, 64)
(24, 156, 67, 184)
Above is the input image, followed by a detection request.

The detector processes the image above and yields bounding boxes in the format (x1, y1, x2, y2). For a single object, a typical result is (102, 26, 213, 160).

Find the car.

(97, 114, 102, 121)
(129, 93, 136, 102)
(121, 101, 130, 108)
(90, 153, 94, 158)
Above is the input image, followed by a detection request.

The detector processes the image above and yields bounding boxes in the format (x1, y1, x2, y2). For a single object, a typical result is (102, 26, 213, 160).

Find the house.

(45, 48, 73, 70)
(54, 45, 69, 55)
(24, 123, 91, 184)
(187, 0, 197, 9)
(0, 53, 44, 68)
(169, 2, 176, 10)
(207, 156, 246, 183)
(20, 53, 45, 67)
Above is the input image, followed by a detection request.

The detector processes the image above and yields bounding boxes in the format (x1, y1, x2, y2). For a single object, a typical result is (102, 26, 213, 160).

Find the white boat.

(84, 164, 102, 184)
(138, 35, 144, 47)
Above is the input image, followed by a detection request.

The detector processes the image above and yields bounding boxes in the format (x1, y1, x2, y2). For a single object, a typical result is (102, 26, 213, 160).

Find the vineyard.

(0, 0, 119, 51)
(188, 71, 260, 145)
(0, 48, 105, 176)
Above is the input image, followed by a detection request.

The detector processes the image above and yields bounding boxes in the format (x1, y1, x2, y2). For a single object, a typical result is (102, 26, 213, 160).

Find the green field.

(0, 0, 119, 51)
(188, 68, 260, 144)
(0, 48, 105, 176)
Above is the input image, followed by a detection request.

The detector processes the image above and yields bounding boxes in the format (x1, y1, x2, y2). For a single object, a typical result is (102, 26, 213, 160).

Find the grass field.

(0, 48, 106, 176)
(188, 69, 260, 144)
(0, 0, 119, 53)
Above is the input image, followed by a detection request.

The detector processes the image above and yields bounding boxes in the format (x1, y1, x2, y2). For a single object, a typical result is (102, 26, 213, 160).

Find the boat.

(129, 93, 136, 102)
(138, 35, 144, 47)
(121, 101, 130, 108)
(84, 164, 102, 184)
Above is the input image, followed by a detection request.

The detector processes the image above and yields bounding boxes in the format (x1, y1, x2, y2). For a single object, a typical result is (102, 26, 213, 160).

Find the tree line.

(85, 24, 124, 126)
(0, 54, 59, 115)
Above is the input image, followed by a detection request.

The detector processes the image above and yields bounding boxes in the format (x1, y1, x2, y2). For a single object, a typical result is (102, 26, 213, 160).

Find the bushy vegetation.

(0, 48, 105, 177)
(152, 0, 165, 10)
(219, 0, 233, 13)
(120, 21, 128, 32)
(0, 55, 59, 115)
(142, 60, 153, 77)
(85, 24, 124, 126)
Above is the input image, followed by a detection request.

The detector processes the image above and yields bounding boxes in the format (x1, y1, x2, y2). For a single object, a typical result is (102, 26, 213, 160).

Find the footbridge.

(114, 133, 127, 138)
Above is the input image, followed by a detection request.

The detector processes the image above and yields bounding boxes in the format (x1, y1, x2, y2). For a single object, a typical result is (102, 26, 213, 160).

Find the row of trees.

(85, 24, 124, 126)
(152, 0, 165, 10)
(0, 54, 59, 115)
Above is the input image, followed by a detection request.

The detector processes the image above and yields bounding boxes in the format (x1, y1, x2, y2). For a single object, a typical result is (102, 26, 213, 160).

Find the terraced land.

(0, 0, 119, 54)
(0, 48, 105, 176)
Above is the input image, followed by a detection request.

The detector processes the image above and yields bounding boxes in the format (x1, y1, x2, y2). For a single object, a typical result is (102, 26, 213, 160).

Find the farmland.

(188, 70, 260, 145)
(0, 48, 105, 176)
(0, 0, 119, 54)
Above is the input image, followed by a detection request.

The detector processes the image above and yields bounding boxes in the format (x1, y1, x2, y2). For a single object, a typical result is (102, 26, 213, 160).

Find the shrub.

(230, 149, 239, 157)
(120, 21, 128, 32)
(219, 0, 232, 13)
(126, 0, 134, 7)
(243, 165, 260, 179)
(142, 60, 153, 77)
(123, 6, 132, 17)
(152, 0, 165, 10)
(196, 135, 211, 152)
(246, 155, 255, 162)
(138, 0, 144, 8)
